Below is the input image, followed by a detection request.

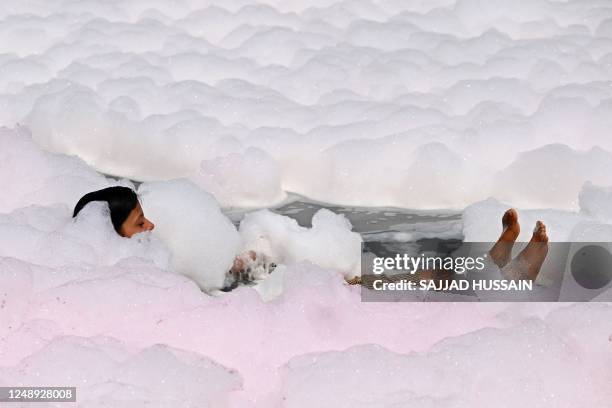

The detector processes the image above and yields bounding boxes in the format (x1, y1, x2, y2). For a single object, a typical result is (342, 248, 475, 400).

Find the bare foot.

(489, 209, 521, 268)
(514, 221, 549, 280)
(230, 251, 257, 274)
(346, 276, 362, 285)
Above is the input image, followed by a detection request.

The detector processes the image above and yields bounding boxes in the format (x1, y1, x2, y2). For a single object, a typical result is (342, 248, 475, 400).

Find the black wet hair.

(73, 186, 139, 234)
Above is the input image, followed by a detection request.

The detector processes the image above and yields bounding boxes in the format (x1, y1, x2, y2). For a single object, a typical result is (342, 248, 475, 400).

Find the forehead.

(127, 203, 144, 220)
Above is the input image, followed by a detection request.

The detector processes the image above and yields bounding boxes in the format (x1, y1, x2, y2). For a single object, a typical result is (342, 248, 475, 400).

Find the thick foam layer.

(1, 2, 612, 406)
(0, 131, 610, 404)
(280, 303, 612, 407)
(0, 0, 611, 208)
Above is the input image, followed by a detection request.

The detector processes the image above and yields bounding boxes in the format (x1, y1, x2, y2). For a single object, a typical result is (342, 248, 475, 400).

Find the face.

(120, 203, 155, 238)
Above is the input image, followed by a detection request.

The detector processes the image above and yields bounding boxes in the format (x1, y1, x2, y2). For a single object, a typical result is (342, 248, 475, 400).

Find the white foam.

(0, 0, 609, 207)
(0, 194, 608, 404)
(194, 147, 286, 208)
(0, 202, 169, 270)
(239, 208, 363, 278)
(280, 303, 612, 407)
(1, 1, 612, 406)
(579, 181, 612, 224)
(0, 126, 110, 213)
(138, 179, 242, 291)
(0, 336, 242, 406)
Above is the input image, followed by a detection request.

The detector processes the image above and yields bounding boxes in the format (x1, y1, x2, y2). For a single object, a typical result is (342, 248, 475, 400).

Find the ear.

(118, 223, 128, 237)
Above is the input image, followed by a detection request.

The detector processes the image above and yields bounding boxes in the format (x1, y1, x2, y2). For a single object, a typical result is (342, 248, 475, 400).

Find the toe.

(503, 208, 518, 226)
(533, 221, 548, 242)
(500, 208, 520, 241)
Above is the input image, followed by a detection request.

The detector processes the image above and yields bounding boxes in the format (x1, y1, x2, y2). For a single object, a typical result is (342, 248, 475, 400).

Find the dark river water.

(224, 198, 464, 258)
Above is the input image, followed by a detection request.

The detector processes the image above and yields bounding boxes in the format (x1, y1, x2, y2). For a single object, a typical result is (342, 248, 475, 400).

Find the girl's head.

(73, 186, 155, 238)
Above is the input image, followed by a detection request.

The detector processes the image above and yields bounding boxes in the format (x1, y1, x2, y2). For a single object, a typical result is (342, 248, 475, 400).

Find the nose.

(144, 218, 155, 231)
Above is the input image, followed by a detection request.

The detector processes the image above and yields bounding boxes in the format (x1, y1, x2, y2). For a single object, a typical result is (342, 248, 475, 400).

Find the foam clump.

(138, 179, 242, 291)
(239, 208, 363, 278)
(0, 126, 109, 213)
(492, 144, 612, 209)
(579, 182, 612, 224)
(562, 181, 612, 241)
(194, 147, 286, 207)
(0, 336, 241, 407)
